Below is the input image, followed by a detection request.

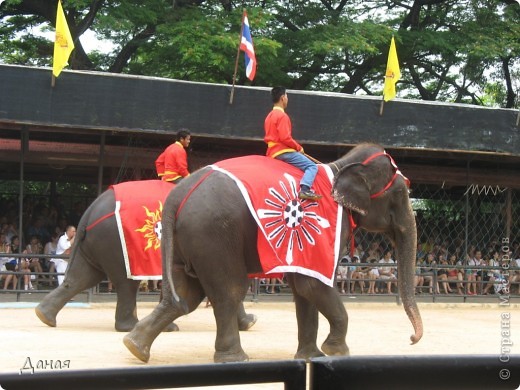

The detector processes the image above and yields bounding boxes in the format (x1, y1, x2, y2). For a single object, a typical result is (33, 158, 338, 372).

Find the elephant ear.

(332, 165, 370, 216)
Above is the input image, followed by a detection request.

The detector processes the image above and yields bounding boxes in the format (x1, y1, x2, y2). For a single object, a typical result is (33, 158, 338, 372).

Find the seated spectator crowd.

(0, 195, 84, 291)
(336, 239, 520, 296)
(1, 195, 519, 297)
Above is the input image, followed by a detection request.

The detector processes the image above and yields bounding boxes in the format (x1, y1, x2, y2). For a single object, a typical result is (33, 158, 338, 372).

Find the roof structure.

(0, 64, 518, 190)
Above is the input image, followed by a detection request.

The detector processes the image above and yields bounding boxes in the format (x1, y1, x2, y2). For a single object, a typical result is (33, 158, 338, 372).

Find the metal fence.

(351, 184, 519, 274)
(1, 183, 519, 301)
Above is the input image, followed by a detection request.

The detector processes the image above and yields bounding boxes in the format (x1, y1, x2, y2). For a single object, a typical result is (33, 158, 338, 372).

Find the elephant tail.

(162, 198, 189, 315)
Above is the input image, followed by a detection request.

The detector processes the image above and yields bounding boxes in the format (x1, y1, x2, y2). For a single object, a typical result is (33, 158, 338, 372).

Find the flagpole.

(379, 98, 385, 116)
(51, 75, 56, 88)
(229, 10, 246, 105)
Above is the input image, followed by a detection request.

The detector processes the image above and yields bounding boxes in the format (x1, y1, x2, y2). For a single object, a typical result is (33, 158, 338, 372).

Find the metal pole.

(463, 161, 470, 301)
(17, 127, 28, 302)
(505, 188, 512, 240)
(229, 10, 246, 105)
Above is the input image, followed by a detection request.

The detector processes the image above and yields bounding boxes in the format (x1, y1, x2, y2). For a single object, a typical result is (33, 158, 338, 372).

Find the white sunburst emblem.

(256, 173, 331, 265)
(135, 201, 163, 251)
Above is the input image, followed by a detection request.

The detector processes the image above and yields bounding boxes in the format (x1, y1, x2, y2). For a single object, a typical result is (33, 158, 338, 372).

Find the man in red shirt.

(264, 87, 321, 200)
(155, 129, 191, 183)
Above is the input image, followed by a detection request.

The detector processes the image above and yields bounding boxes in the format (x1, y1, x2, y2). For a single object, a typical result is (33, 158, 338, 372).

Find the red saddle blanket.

(111, 180, 174, 280)
(211, 156, 343, 287)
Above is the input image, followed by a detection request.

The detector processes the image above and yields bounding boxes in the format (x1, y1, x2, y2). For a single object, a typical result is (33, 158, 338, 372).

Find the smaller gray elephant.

(35, 181, 257, 332)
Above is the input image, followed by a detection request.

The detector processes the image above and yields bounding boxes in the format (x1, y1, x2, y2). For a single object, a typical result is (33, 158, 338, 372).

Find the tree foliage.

(0, 0, 518, 107)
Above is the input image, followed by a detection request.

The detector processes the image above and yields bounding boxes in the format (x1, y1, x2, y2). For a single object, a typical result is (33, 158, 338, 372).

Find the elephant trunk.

(395, 205, 423, 344)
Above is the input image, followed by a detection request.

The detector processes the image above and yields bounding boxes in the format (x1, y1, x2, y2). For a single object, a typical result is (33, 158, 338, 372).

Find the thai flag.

(239, 12, 257, 81)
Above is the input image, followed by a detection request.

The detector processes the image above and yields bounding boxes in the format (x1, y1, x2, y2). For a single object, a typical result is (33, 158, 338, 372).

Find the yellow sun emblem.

(135, 201, 163, 251)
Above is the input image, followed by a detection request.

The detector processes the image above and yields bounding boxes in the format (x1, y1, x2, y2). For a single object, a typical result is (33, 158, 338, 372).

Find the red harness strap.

(86, 211, 115, 231)
(348, 150, 409, 256)
(361, 151, 410, 199)
(175, 170, 214, 219)
(348, 210, 358, 257)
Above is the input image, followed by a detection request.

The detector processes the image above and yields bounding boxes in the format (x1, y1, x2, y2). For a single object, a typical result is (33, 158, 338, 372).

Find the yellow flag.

(383, 36, 401, 102)
(52, 0, 75, 77)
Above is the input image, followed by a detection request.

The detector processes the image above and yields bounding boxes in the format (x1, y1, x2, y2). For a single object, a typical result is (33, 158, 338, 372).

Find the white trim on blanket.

(115, 200, 161, 281)
(209, 163, 343, 287)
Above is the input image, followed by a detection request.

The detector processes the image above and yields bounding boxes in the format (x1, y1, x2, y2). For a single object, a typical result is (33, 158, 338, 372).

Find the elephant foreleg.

(287, 274, 349, 359)
(290, 289, 324, 360)
(313, 291, 349, 357)
(237, 302, 257, 331)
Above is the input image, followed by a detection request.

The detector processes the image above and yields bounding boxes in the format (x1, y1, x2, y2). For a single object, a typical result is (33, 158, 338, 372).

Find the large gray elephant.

(34, 182, 257, 332)
(124, 143, 423, 363)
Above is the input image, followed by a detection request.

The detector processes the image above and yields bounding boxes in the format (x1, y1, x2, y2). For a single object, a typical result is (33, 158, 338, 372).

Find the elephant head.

(332, 143, 423, 344)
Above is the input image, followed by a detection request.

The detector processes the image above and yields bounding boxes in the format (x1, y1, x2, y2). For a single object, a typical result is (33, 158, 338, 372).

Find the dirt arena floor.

(1, 299, 519, 389)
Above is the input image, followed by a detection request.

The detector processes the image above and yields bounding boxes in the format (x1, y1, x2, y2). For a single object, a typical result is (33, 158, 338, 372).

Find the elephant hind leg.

(35, 261, 105, 328)
(123, 298, 183, 363)
(124, 271, 206, 362)
(212, 300, 250, 363)
(35, 305, 57, 327)
(113, 280, 140, 332)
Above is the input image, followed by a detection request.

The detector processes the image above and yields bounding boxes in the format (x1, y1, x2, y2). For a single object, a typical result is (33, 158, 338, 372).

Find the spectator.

(419, 253, 439, 294)
(26, 216, 50, 247)
(436, 254, 453, 294)
(507, 254, 520, 294)
(1, 222, 18, 243)
(19, 250, 33, 291)
(0, 233, 11, 286)
(443, 254, 464, 295)
(349, 256, 366, 294)
(24, 235, 43, 275)
(378, 250, 397, 294)
(3, 235, 20, 290)
(336, 254, 350, 294)
(365, 256, 379, 294)
(50, 225, 76, 286)
(43, 232, 59, 286)
(266, 277, 284, 294)
(416, 242, 426, 262)
(367, 241, 382, 261)
(466, 250, 481, 295)
(482, 250, 501, 295)
(414, 259, 424, 294)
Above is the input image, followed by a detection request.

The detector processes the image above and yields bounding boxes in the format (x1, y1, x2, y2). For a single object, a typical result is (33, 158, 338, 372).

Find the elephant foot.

(214, 349, 249, 363)
(321, 339, 350, 357)
(35, 306, 57, 328)
(238, 314, 257, 331)
(123, 333, 151, 363)
(115, 320, 139, 332)
(162, 322, 180, 332)
(294, 345, 325, 361)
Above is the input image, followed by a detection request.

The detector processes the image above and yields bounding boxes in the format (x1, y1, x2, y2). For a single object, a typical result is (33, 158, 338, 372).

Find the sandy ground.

(1, 300, 518, 388)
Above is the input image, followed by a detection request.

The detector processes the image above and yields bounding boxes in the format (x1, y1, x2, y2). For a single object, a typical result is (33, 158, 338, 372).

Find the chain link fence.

(354, 184, 519, 258)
